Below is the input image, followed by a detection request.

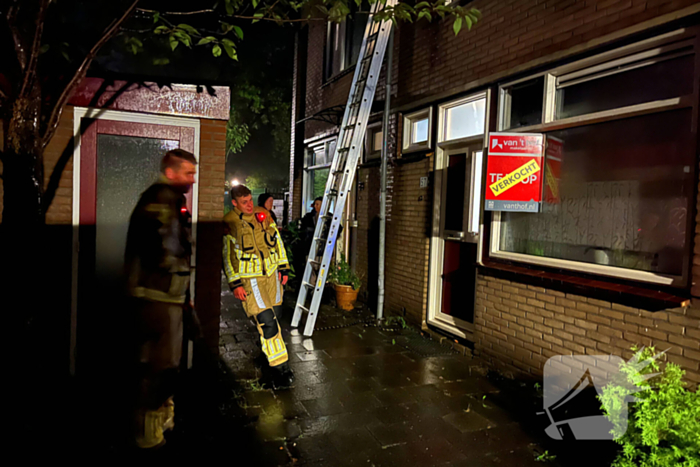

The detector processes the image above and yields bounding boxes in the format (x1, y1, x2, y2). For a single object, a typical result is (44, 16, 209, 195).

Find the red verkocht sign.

(484, 133, 545, 213)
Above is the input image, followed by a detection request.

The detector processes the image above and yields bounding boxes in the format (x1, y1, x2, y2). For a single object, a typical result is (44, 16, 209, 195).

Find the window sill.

(478, 260, 691, 312)
(322, 66, 356, 88)
(402, 143, 432, 155)
(359, 158, 381, 168)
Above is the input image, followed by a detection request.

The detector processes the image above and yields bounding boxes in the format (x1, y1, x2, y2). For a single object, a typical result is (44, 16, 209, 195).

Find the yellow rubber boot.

(135, 409, 165, 449)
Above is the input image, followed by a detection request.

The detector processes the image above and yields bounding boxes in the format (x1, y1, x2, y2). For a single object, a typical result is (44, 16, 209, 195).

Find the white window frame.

(438, 91, 488, 145)
(427, 90, 490, 339)
(402, 107, 433, 154)
(364, 122, 383, 162)
(489, 28, 698, 287)
(302, 136, 336, 216)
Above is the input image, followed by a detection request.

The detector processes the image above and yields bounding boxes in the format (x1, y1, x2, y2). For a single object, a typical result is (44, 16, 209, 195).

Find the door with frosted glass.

(76, 118, 195, 375)
(432, 144, 484, 337)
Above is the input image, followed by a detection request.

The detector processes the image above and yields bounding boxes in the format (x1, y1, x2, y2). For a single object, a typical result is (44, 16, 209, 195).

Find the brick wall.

(196, 119, 227, 353)
(44, 108, 75, 225)
(474, 274, 700, 388)
(384, 155, 433, 326)
(395, 0, 700, 107)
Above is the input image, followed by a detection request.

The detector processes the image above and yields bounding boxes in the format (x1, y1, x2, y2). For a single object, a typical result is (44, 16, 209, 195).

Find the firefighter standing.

(223, 185, 294, 387)
(124, 149, 201, 449)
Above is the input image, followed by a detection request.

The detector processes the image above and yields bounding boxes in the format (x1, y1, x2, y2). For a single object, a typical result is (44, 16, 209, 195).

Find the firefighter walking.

(124, 149, 201, 449)
(223, 185, 294, 387)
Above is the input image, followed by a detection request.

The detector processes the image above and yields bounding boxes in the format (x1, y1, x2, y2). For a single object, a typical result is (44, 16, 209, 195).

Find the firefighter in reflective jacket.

(223, 184, 294, 387)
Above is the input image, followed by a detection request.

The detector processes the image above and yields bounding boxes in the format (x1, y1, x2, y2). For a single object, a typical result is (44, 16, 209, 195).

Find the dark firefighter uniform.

(124, 175, 198, 449)
(223, 206, 291, 370)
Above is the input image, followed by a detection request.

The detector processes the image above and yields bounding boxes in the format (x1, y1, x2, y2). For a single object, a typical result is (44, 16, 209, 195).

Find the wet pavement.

(200, 279, 600, 467)
(15, 278, 618, 464)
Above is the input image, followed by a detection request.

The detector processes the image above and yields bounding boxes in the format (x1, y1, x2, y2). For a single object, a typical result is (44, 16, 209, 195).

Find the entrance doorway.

(71, 108, 200, 376)
(427, 90, 489, 340)
(428, 143, 484, 339)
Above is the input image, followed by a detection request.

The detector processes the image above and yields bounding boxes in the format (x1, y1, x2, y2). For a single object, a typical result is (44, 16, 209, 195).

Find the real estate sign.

(484, 133, 545, 212)
(544, 136, 563, 205)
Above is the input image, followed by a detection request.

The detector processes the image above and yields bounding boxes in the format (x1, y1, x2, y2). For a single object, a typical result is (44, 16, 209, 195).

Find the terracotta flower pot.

(333, 284, 359, 311)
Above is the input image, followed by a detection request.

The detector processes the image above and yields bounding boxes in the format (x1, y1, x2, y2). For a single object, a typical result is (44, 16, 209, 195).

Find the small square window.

(441, 95, 487, 142)
(403, 108, 433, 153)
(412, 119, 429, 143)
(500, 76, 544, 130)
(364, 123, 383, 161)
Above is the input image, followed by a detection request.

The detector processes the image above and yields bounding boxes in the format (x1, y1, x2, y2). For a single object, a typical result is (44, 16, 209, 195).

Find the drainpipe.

(377, 29, 394, 321)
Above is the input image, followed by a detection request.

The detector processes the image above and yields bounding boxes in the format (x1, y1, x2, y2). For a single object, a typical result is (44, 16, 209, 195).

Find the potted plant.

(327, 254, 361, 310)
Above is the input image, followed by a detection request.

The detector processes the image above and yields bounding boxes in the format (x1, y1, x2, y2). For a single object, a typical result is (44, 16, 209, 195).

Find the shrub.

(599, 346, 700, 467)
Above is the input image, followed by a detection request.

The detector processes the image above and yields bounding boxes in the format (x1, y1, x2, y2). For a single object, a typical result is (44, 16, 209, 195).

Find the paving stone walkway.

(207, 279, 601, 467)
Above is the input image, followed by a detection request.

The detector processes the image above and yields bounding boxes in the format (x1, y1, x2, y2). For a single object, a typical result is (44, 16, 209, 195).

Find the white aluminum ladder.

(292, 1, 395, 336)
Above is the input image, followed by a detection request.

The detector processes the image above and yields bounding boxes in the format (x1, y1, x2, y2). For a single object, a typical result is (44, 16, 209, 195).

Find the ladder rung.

(302, 281, 314, 288)
(296, 305, 310, 313)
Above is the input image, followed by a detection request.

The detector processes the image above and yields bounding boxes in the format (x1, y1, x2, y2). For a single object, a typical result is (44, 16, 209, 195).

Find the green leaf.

(232, 25, 244, 39)
(197, 36, 217, 45)
(212, 44, 222, 57)
(464, 15, 472, 30)
(252, 12, 264, 23)
(225, 0, 234, 15)
(392, 339, 396, 345)
(39, 44, 50, 54)
(153, 12, 160, 24)
(153, 58, 170, 66)
(453, 17, 462, 35)
(178, 24, 199, 35)
(222, 42, 237, 60)
(169, 35, 179, 51)
(221, 38, 235, 47)
(154, 25, 169, 34)
(252, 0, 259, 7)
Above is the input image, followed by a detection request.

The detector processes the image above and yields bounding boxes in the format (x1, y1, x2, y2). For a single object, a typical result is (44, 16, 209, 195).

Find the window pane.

(328, 22, 343, 78)
(327, 139, 337, 162)
(96, 135, 177, 290)
(305, 148, 315, 168)
(498, 110, 693, 276)
(503, 77, 544, 129)
(444, 153, 467, 231)
(445, 98, 486, 140)
(372, 130, 383, 152)
(312, 168, 330, 200)
(347, 12, 369, 68)
(412, 118, 429, 143)
(441, 241, 477, 323)
(557, 55, 694, 119)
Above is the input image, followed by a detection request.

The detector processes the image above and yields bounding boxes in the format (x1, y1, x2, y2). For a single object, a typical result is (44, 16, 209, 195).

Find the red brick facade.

(291, 0, 700, 387)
